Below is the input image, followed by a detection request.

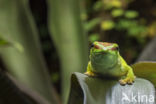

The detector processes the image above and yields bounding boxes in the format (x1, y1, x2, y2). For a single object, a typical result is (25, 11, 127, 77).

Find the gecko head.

(90, 41, 119, 70)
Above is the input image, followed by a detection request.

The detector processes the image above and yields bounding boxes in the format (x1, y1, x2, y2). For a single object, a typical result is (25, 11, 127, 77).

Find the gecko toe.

(119, 77, 135, 85)
(119, 79, 126, 85)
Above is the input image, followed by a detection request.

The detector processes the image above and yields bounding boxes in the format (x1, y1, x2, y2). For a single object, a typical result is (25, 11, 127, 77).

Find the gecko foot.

(119, 76, 136, 85)
(85, 71, 96, 77)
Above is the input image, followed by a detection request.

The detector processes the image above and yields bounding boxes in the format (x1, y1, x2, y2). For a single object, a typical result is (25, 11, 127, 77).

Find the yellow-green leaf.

(131, 61, 156, 87)
(101, 20, 115, 30)
(125, 10, 139, 19)
(111, 9, 124, 17)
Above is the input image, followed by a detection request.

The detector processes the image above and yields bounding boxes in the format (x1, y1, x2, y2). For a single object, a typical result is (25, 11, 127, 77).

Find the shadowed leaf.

(0, 71, 51, 104)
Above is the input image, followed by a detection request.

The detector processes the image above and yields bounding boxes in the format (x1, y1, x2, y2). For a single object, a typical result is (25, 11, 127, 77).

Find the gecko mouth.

(91, 53, 118, 70)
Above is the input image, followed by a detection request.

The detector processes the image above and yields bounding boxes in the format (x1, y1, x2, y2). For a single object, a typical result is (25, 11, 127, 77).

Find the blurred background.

(29, 0, 156, 96)
(0, 0, 156, 104)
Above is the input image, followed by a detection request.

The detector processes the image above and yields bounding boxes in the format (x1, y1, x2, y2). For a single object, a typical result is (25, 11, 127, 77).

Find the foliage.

(0, 36, 24, 52)
(0, 0, 156, 104)
(68, 72, 155, 104)
(0, 37, 9, 46)
(86, 0, 149, 42)
(132, 61, 156, 87)
(0, 71, 51, 104)
(85, 0, 156, 63)
(0, 0, 58, 103)
(47, 0, 88, 103)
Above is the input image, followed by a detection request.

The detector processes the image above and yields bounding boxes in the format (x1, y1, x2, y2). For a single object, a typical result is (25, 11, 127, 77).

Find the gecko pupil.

(91, 43, 94, 48)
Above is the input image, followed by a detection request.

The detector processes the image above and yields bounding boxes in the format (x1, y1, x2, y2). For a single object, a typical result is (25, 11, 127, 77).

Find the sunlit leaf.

(111, 9, 124, 17)
(103, 0, 122, 10)
(101, 20, 115, 30)
(111, 0, 122, 8)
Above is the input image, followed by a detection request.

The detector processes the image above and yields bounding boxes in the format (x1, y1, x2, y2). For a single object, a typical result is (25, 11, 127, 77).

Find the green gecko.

(85, 41, 135, 85)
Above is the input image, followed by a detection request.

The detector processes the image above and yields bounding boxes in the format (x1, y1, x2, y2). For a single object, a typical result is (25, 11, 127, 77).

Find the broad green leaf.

(47, 0, 88, 103)
(131, 61, 156, 87)
(68, 72, 155, 104)
(85, 18, 101, 31)
(0, 0, 58, 103)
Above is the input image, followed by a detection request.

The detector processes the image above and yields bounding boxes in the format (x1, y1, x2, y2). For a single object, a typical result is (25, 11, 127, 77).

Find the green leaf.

(0, 38, 9, 46)
(116, 19, 137, 30)
(131, 61, 156, 87)
(51, 72, 59, 83)
(127, 26, 147, 36)
(85, 18, 101, 31)
(93, 1, 103, 11)
(111, 9, 124, 17)
(0, 36, 24, 52)
(110, 0, 122, 8)
(0, 71, 31, 104)
(101, 20, 115, 30)
(0, 71, 50, 104)
(0, 0, 58, 103)
(125, 10, 139, 19)
(48, 0, 88, 102)
(103, 0, 121, 10)
(89, 33, 100, 42)
(68, 72, 155, 104)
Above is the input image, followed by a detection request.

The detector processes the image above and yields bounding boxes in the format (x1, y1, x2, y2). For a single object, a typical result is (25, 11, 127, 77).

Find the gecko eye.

(91, 43, 94, 48)
(111, 46, 119, 51)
